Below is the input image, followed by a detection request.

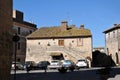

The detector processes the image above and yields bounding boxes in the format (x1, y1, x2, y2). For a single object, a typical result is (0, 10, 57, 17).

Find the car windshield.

(63, 60, 72, 64)
(25, 61, 34, 65)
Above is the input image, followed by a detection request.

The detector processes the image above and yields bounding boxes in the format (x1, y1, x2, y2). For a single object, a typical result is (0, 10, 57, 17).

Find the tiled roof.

(27, 26, 92, 39)
(103, 24, 120, 33)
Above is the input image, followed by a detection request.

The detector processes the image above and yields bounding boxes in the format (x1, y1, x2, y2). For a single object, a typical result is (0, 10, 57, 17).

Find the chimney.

(61, 21, 68, 31)
(80, 24, 84, 29)
(114, 23, 117, 27)
(13, 10, 23, 22)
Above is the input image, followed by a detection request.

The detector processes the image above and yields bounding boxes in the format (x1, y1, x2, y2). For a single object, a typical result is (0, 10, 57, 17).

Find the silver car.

(62, 60, 75, 71)
(48, 60, 62, 69)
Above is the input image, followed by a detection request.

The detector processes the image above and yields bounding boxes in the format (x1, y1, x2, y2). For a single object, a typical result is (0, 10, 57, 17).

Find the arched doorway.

(50, 52, 64, 60)
(116, 52, 119, 64)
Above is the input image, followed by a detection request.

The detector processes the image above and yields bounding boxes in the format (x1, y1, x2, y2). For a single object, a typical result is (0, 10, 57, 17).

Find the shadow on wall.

(91, 50, 116, 67)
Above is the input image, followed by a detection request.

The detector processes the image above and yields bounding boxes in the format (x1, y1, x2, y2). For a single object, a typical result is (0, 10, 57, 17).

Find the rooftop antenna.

(29, 19, 34, 24)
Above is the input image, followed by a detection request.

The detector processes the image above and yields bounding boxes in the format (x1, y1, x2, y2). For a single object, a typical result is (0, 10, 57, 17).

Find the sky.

(13, 0, 120, 48)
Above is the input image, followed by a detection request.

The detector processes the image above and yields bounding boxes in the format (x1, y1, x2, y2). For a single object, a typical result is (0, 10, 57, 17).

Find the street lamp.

(12, 33, 20, 80)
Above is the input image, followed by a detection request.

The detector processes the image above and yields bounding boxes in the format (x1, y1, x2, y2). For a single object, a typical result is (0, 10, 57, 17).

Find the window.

(47, 42, 50, 46)
(113, 31, 115, 38)
(116, 52, 119, 64)
(58, 40, 64, 46)
(72, 40, 74, 43)
(18, 27, 21, 34)
(108, 33, 110, 39)
(38, 42, 40, 45)
(77, 38, 83, 46)
(28, 48, 30, 52)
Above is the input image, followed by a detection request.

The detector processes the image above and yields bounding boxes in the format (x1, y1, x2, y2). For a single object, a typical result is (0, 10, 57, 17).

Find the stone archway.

(50, 52, 64, 60)
(116, 52, 119, 64)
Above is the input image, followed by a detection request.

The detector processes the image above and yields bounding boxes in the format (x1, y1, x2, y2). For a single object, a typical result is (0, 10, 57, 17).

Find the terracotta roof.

(27, 26, 92, 39)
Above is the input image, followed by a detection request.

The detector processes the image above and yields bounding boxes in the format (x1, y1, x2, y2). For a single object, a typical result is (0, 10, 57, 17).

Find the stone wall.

(0, 0, 13, 80)
(105, 29, 120, 64)
(26, 37, 92, 63)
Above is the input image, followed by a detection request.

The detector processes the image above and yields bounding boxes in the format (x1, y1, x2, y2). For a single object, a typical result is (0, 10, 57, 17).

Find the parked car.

(11, 62, 24, 70)
(24, 61, 37, 70)
(48, 60, 62, 69)
(76, 59, 88, 69)
(61, 60, 75, 71)
(37, 61, 50, 69)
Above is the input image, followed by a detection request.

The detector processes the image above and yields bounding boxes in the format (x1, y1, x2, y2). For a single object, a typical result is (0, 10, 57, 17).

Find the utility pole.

(12, 33, 20, 80)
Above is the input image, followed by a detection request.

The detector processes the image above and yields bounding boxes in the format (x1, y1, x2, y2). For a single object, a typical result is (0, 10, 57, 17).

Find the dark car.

(37, 61, 50, 70)
(24, 61, 37, 70)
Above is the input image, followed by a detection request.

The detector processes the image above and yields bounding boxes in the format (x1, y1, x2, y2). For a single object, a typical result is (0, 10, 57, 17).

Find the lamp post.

(12, 33, 20, 80)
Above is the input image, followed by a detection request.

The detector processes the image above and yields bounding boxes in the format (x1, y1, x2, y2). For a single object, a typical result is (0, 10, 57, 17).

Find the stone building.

(103, 24, 120, 65)
(0, 0, 13, 80)
(93, 47, 105, 53)
(26, 21, 92, 64)
(12, 10, 37, 63)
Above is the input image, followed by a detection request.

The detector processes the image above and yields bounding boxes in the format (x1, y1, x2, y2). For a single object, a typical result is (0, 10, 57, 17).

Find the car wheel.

(75, 66, 80, 70)
(70, 68, 74, 71)
(58, 67, 67, 73)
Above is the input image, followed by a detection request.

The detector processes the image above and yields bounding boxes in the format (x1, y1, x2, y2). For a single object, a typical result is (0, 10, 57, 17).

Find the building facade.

(13, 10, 37, 63)
(103, 24, 120, 65)
(0, 0, 13, 80)
(26, 21, 92, 64)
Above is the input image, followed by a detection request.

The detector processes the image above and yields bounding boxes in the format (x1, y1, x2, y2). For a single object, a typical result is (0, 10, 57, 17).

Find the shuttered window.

(58, 40, 64, 46)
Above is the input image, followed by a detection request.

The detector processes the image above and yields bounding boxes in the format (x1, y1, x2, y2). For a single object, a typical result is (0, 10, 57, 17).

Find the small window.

(72, 40, 74, 43)
(108, 33, 110, 39)
(18, 27, 21, 34)
(47, 42, 50, 46)
(113, 31, 115, 38)
(77, 38, 83, 46)
(28, 48, 30, 52)
(38, 42, 40, 45)
(119, 49, 120, 51)
(58, 40, 64, 46)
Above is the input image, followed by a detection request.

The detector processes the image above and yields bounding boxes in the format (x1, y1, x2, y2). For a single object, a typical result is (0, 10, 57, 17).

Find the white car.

(76, 59, 88, 69)
(48, 60, 62, 69)
(11, 62, 24, 70)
